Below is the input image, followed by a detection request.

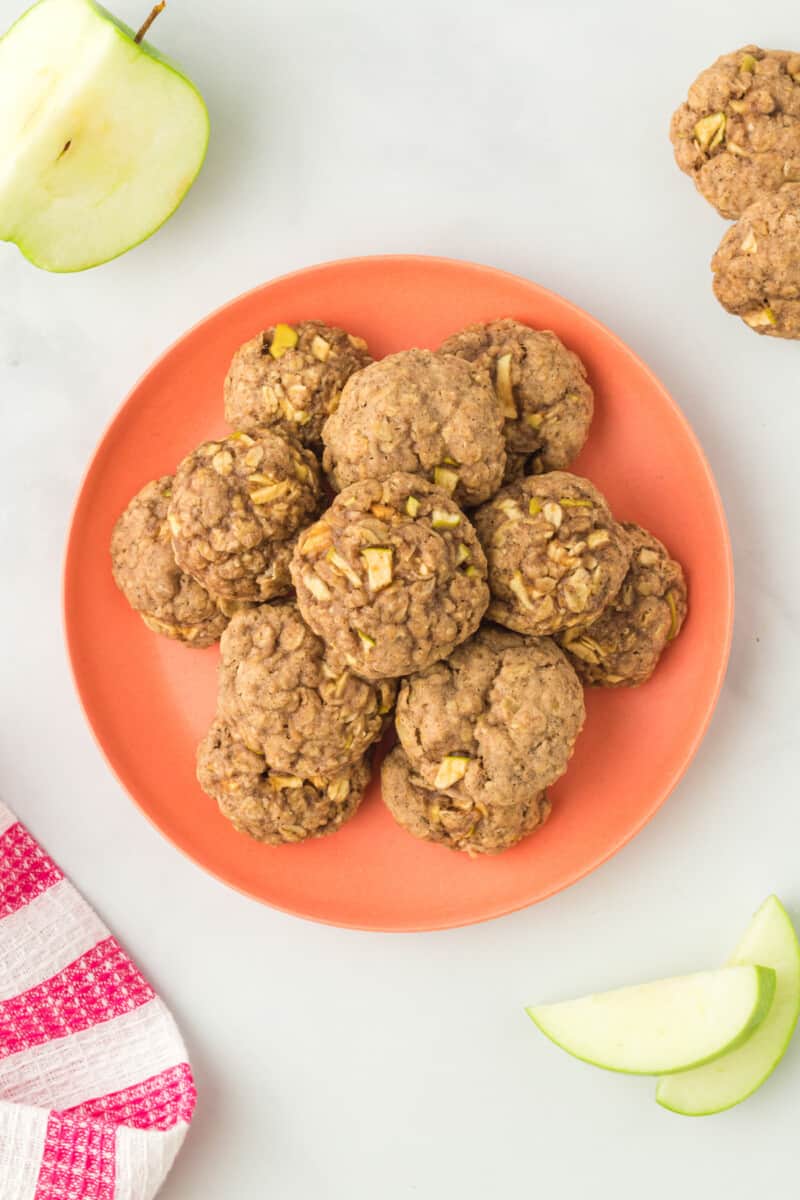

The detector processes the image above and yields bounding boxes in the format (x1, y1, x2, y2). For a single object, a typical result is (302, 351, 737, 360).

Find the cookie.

(168, 430, 321, 603)
(290, 473, 489, 680)
(473, 472, 630, 637)
(559, 524, 688, 687)
(218, 602, 395, 777)
(111, 476, 229, 647)
(224, 321, 371, 446)
(395, 626, 585, 803)
(196, 718, 370, 845)
(711, 185, 800, 337)
(439, 319, 593, 469)
(670, 46, 800, 218)
(381, 745, 550, 856)
(321, 348, 506, 507)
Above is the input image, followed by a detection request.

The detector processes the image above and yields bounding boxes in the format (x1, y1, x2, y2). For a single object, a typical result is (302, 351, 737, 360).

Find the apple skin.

(656, 896, 800, 1116)
(0, 0, 209, 272)
(526, 965, 776, 1076)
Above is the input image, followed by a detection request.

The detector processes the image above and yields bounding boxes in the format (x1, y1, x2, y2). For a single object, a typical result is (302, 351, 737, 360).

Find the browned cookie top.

(111, 476, 229, 648)
(560, 524, 688, 687)
(474, 472, 630, 637)
(439, 319, 593, 468)
(321, 348, 506, 507)
(711, 185, 800, 338)
(395, 626, 585, 803)
(168, 431, 321, 603)
(224, 321, 371, 446)
(290, 473, 489, 681)
(671, 46, 800, 218)
(218, 602, 395, 777)
(381, 745, 550, 856)
(196, 718, 369, 845)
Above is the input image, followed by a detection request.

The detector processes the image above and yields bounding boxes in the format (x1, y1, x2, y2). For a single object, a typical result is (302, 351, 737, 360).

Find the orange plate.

(64, 256, 733, 931)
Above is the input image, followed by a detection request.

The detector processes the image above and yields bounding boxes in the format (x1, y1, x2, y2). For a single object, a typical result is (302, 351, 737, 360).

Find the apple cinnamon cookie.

(439, 319, 593, 470)
(559, 524, 688, 687)
(474, 472, 630, 637)
(290, 473, 489, 680)
(670, 46, 800, 219)
(224, 321, 371, 446)
(321, 349, 506, 507)
(711, 185, 800, 337)
(395, 626, 585, 803)
(111, 476, 229, 647)
(197, 718, 369, 845)
(381, 745, 551, 856)
(218, 602, 395, 777)
(168, 430, 321, 603)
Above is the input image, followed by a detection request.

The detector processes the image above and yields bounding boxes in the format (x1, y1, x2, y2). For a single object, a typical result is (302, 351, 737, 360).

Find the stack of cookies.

(671, 45, 800, 338)
(111, 317, 687, 856)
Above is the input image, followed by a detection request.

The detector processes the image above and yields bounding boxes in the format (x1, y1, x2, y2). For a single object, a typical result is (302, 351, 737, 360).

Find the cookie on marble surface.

(711, 185, 800, 337)
(671, 46, 800, 218)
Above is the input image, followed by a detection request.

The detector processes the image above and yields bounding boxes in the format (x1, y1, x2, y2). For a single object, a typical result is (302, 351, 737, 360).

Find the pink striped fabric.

(34, 1112, 117, 1200)
(0, 939, 155, 1061)
(64, 1064, 197, 1132)
(0, 824, 62, 919)
(0, 802, 195, 1199)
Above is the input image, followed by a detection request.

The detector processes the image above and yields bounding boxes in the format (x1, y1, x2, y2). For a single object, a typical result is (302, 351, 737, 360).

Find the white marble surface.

(1, 0, 799, 1195)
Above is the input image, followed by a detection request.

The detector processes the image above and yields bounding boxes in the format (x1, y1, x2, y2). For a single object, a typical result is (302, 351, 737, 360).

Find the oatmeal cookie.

(218, 602, 395, 777)
(322, 348, 506, 507)
(196, 718, 370, 844)
(559, 523, 687, 686)
(395, 626, 585, 803)
(474, 472, 630, 637)
(168, 431, 321, 603)
(671, 46, 800, 218)
(439, 319, 593, 468)
(381, 745, 550, 856)
(290, 473, 489, 680)
(111, 476, 229, 647)
(224, 321, 371, 446)
(711, 185, 800, 337)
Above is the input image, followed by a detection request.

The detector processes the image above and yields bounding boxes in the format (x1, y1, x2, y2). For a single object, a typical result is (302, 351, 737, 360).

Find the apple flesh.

(657, 896, 800, 1115)
(526, 965, 776, 1075)
(0, 0, 208, 271)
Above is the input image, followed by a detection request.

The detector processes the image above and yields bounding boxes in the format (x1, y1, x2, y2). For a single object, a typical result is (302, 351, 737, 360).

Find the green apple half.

(0, 0, 208, 271)
(526, 965, 776, 1075)
(657, 896, 800, 1115)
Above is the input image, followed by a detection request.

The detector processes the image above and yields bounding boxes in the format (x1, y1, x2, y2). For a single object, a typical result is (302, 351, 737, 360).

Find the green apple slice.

(0, 0, 208, 271)
(526, 965, 776, 1075)
(657, 896, 800, 1115)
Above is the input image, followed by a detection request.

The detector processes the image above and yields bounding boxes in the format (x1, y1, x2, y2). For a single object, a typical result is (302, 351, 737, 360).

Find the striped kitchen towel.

(0, 800, 195, 1199)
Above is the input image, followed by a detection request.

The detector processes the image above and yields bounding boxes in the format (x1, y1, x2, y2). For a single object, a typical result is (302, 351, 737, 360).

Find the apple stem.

(134, 1, 166, 44)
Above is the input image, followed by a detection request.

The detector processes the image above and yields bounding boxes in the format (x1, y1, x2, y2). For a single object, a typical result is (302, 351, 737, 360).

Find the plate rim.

(62, 253, 735, 932)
